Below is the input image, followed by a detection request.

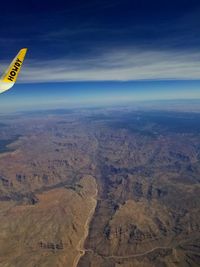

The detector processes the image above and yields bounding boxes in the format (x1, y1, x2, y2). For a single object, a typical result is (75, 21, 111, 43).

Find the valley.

(0, 108, 199, 266)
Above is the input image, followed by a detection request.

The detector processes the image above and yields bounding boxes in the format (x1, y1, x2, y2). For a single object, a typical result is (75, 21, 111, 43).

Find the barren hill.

(0, 109, 199, 266)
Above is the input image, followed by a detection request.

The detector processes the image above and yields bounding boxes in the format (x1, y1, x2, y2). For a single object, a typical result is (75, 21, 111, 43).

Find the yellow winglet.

(0, 48, 27, 93)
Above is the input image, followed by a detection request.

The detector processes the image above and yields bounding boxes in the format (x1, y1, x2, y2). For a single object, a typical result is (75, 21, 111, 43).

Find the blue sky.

(0, 0, 200, 111)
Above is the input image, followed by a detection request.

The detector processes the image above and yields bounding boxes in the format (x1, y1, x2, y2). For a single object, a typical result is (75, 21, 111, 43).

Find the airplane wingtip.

(0, 48, 28, 93)
(20, 48, 28, 54)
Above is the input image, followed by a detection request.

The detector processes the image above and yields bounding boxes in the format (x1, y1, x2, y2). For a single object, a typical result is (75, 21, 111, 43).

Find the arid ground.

(0, 106, 200, 267)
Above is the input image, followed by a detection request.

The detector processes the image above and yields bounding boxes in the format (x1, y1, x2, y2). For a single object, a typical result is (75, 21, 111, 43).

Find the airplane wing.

(0, 48, 27, 94)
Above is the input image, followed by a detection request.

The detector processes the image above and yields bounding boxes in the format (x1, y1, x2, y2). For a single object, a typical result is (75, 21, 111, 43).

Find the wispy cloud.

(2, 48, 200, 83)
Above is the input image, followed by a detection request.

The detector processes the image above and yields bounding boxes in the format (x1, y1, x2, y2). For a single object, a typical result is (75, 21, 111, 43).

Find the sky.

(0, 0, 200, 111)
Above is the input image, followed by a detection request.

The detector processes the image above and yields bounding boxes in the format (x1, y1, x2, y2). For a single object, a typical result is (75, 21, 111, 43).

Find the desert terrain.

(0, 107, 199, 266)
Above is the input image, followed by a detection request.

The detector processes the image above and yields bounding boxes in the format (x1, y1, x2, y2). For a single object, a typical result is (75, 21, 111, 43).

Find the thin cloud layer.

(15, 49, 200, 83)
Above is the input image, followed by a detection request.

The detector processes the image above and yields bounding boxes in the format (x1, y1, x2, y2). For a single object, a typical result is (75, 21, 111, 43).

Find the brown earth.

(0, 109, 200, 267)
(0, 175, 97, 267)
